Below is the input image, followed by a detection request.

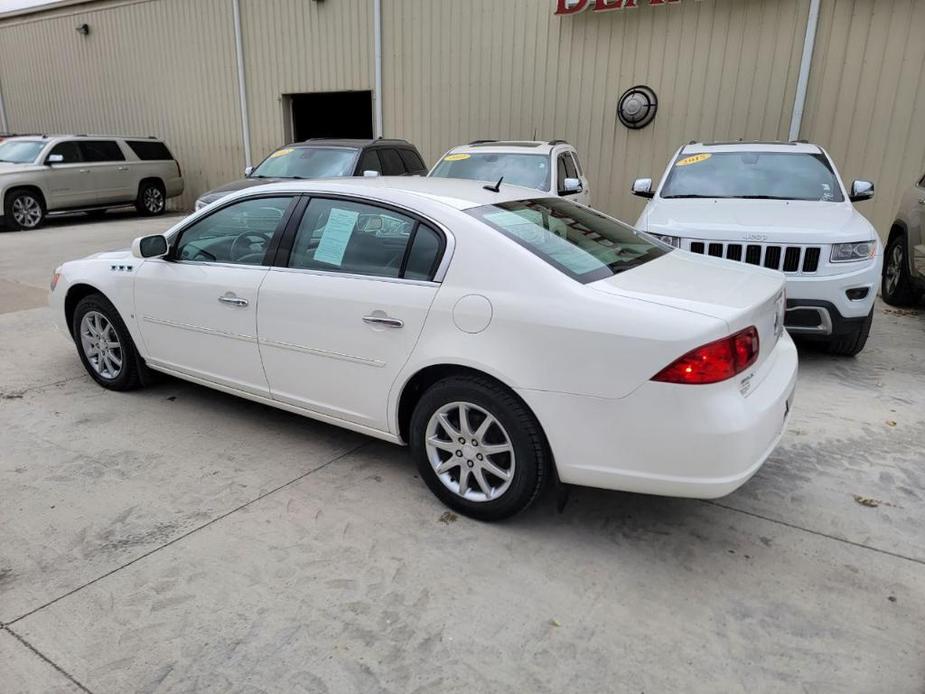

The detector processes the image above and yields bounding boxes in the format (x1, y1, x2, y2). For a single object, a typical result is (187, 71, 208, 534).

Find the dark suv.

(195, 138, 428, 209)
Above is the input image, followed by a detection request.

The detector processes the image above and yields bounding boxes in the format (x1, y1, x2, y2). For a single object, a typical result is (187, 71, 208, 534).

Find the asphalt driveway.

(1, 213, 923, 693)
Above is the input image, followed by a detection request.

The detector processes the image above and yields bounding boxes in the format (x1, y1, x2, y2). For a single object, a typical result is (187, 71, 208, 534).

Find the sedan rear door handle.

(117, 166, 129, 172)
(218, 295, 248, 307)
(362, 315, 403, 328)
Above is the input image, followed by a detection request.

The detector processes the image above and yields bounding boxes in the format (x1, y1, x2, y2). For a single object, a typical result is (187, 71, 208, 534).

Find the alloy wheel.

(144, 186, 164, 213)
(79, 311, 123, 379)
(11, 195, 42, 228)
(424, 401, 516, 502)
(885, 244, 903, 295)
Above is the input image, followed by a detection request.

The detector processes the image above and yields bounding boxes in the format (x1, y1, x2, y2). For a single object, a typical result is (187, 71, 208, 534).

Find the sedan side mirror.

(850, 179, 874, 202)
(632, 178, 654, 198)
(243, 165, 254, 177)
(46, 154, 64, 165)
(561, 177, 582, 194)
(132, 234, 169, 259)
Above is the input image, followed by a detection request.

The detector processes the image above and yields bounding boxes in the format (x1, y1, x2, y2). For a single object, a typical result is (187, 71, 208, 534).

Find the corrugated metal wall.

(0, 0, 922, 236)
(0, 0, 243, 210)
(800, 0, 925, 236)
(382, 0, 809, 223)
(239, 0, 373, 162)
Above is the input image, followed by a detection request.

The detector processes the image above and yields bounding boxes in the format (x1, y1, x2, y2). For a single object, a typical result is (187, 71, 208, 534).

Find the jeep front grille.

(687, 241, 821, 274)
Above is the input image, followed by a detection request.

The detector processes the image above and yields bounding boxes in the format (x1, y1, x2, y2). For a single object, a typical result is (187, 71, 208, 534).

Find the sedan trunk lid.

(591, 250, 786, 373)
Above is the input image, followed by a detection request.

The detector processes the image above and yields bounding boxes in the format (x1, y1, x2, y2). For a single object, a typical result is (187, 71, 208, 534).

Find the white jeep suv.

(633, 141, 881, 356)
(429, 139, 591, 206)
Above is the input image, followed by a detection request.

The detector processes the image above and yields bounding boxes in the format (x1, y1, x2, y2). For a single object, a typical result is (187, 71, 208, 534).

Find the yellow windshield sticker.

(444, 153, 471, 161)
(269, 148, 294, 158)
(675, 153, 711, 167)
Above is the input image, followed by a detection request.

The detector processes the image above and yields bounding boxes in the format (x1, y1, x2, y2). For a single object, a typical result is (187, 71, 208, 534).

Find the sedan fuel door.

(258, 196, 446, 432)
(133, 195, 297, 395)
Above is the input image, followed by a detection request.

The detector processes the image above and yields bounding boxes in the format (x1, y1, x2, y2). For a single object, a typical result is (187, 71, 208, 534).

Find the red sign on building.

(555, 0, 693, 14)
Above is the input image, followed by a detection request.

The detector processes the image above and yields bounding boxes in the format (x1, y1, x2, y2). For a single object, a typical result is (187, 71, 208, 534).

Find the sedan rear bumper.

(519, 331, 798, 498)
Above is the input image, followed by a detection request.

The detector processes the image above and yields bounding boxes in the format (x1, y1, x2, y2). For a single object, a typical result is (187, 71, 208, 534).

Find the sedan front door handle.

(362, 315, 403, 328)
(218, 295, 249, 307)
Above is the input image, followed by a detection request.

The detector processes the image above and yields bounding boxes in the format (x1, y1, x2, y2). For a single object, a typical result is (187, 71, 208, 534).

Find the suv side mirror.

(46, 154, 64, 165)
(561, 177, 582, 195)
(132, 234, 169, 259)
(850, 179, 874, 202)
(243, 165, 254, 177)
(632, 178, 654, 198)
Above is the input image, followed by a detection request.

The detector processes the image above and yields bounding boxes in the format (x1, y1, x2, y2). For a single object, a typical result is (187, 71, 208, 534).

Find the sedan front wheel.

(410, 375, 549, 520)
(72, 294, 147, 391)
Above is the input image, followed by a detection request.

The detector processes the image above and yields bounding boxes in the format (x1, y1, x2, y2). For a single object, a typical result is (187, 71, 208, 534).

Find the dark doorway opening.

(289, 91, 373, 141)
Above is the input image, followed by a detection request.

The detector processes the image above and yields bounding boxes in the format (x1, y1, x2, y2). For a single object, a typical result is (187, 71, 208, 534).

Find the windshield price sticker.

(443, 153, 471, 161)
(675, 153, 711, 167)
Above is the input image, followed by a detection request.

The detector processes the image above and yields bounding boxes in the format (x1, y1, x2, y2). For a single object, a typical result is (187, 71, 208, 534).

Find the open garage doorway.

(286, 91, 374, 142)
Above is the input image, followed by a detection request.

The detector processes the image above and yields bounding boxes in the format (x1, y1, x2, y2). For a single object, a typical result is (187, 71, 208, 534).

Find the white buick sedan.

(51, 178, 797, 520)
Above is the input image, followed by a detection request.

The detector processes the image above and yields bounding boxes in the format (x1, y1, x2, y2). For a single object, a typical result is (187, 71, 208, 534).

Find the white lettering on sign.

(555, 0, 700, 15)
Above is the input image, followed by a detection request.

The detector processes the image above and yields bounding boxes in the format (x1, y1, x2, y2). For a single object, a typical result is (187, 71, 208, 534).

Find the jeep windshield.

(250, 146, 357, 179)
(430, 153, 550, 191)
(660, 151, 844, 202)
(469, 197, 667, 283)
(0, 140, 44, 164)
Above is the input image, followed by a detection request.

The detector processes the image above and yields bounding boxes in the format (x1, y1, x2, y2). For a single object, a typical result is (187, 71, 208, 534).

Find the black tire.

(882, 233, 917, 306)
(4, 189, 46, 230)
(409, 375, 549, 521)
(84, 209, 108, 219)
(72, 293, 150, 391)
(136, 180, 166, 216)
(826, 308, 873, 357)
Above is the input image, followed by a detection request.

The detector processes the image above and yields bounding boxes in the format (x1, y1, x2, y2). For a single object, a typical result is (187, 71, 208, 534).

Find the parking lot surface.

(1, 213, 924, 694)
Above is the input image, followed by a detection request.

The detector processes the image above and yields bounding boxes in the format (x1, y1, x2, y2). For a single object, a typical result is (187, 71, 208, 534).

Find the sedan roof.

(230, 176, 544, 211)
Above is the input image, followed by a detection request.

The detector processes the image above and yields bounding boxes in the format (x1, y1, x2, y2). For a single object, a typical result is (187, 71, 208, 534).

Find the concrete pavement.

(1, 213, 923, 693)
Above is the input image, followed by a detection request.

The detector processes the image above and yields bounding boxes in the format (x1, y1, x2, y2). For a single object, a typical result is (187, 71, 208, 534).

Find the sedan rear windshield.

(469, 198, 667, 283)
(431, 153, 550, 191)
(0, 140, 44, 163)
(660, 151, 844, 202)
(251, 146, 357, 179)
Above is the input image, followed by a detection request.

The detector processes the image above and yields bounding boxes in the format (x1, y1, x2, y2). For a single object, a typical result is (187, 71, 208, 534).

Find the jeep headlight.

(653, 234, 681, 248)
(830, 241, 876, 263)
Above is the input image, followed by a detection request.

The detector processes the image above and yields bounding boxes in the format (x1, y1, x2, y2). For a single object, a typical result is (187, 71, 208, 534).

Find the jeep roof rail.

(468, 139, 498, 145)
(702, 139, 799, 147)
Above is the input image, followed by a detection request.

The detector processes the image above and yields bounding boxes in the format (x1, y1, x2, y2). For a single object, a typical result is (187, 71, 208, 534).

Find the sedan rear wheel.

(410, 375, 549, 520)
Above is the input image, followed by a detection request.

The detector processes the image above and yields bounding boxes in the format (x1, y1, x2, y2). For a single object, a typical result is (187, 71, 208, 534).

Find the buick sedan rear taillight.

(652, 327, 759, 385)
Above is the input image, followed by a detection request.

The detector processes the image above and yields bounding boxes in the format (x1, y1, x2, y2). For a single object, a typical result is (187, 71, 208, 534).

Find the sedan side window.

(403, 224, 443, 280)
(175, 196, 292, 265)
(289, 198, 420, 278)
(47, 141, 82, 163)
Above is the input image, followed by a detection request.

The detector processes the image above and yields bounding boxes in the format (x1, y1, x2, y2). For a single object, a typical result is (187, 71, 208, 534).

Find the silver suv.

(882, 172, 925, 306)
(0, 135, 184, 230)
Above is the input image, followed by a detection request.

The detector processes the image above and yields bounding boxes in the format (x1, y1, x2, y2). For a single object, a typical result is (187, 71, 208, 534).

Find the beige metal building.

(0, 0, 922, 237)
